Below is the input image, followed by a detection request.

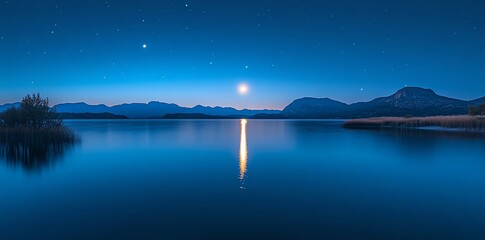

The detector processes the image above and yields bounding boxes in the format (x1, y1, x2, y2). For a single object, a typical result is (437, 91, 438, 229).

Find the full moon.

(238, 83, 249, 95)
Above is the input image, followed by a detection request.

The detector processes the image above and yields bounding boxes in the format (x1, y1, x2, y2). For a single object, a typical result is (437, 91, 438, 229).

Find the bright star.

(142, 44, 147, 48)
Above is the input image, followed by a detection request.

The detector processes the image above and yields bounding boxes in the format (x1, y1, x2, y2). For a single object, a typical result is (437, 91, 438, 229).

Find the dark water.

(1, 120, 485, 239)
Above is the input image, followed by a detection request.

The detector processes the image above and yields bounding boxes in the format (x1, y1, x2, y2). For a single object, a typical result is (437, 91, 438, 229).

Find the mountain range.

(280, 87, 485, 118)
(1, 87, 484, 119)
(0, 101, 279, 118)
(0, 102, 20, 113)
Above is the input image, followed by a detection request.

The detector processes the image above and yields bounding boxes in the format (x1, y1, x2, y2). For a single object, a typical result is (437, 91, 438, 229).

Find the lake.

(1, 120, 485, 239)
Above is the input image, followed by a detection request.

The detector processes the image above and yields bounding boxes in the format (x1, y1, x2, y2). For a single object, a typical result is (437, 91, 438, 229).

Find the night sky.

(1, 0, 484, 109)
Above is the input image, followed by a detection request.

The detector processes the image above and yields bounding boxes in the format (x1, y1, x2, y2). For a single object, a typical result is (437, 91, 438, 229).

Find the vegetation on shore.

(0, 94, 76, 166)
(469, 104, 485, 116)
(343, 115, 485, 131)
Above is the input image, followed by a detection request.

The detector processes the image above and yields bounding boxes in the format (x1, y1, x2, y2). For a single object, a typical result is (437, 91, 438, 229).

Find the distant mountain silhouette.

(54, 101, 279, 118)
(281, 87, 485, 118)
(163, 113, 233, 119)
(1, 87, 483, 119)
(282, 97, 348, 118)
(54, 102, 110, 113)
(0, 102, 20, 112)
(470, 96, 485, 106)
(58, 112, 128, 119)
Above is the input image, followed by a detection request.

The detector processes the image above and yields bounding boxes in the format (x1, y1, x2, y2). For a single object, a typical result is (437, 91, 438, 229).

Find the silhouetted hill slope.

(1, 87, 483, 119)
(281, 87, 484, 118)
(163, 113, 232, 119)
(282, 97, 348, 118)
(58, 112, 128, 119)
(54, 101, 279, 118)
(190, 105, 277, 116)
(0, 102, 20, 112)
(470, 97, 485, 106)
(110, 102, 186, 118)
(250, 113, 286, 119)
(55, 102, 110, 113)
(347, 87, 469, 118)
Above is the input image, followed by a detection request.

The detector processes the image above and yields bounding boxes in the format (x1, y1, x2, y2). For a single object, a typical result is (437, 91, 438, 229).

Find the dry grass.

(0, 126, 77, 145)
(343, 115, 485, 131)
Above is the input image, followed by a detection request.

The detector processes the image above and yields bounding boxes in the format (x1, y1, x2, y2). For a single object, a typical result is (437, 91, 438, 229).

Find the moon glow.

(238, 83, 249, 95)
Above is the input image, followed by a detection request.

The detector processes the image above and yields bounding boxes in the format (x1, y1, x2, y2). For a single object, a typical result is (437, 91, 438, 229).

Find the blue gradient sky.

(1, 0, 484, 109)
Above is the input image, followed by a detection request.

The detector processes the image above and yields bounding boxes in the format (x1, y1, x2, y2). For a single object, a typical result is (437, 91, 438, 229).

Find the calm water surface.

(1, 120, 485, 239)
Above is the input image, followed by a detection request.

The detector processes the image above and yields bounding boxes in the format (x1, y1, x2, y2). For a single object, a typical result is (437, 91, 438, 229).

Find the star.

(142, 44, 147, 48)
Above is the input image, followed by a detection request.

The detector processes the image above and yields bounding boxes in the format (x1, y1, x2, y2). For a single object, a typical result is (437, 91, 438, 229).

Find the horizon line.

(0, 100, 284, 111)
(1, 86, 484, 110)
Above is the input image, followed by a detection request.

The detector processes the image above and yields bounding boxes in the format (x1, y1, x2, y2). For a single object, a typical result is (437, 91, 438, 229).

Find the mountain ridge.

(281, 87, 484, 118)
(54, 101, 279, 118)
(1, 87, 484, 119)
(0, 101, 280, 118)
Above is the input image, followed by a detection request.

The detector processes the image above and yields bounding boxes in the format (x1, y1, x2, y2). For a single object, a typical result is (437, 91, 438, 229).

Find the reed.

(0, 94, 79, 170)
(343, 115, 485, 131)
(0, 126, 76, 145)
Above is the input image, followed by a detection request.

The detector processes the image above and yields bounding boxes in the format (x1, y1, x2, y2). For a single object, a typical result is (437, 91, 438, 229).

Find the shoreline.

(343, 116, 485, 133)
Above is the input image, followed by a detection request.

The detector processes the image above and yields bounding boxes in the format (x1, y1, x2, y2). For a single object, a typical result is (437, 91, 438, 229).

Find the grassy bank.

(343, 115, 485, 131)
(0, 94, 79, 170)
(0, 126, 77, 165)
(0, 126, 77, 145)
